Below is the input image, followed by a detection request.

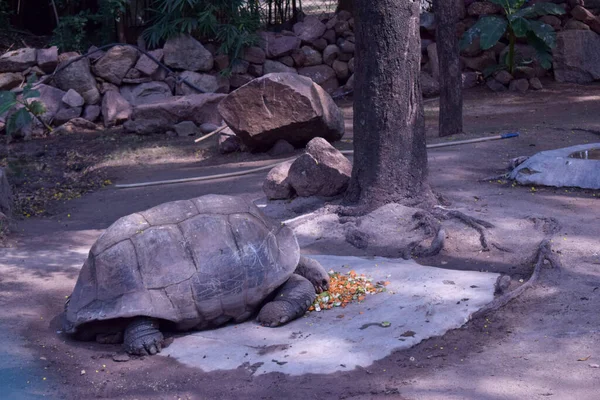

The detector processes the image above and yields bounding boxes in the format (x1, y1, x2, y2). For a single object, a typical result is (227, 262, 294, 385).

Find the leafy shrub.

(0, 76, 50, 138)
(143, 0, 261, 68)
(460, 0, 565, 76)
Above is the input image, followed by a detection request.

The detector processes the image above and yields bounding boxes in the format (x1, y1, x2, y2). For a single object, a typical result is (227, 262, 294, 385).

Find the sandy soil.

(0, 80, 599, 399)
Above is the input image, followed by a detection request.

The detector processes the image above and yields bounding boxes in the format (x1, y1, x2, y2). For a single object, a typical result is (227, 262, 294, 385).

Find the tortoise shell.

(64, 194, 299, 333)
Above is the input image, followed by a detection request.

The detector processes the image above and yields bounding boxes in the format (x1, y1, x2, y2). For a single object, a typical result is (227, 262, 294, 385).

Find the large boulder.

(93, 46, 139, 85)
(0, 48, 36, 73)
(259, 32, 301, 58)
(102, 91, 132, 127)
(163, 35, 213, 72)
(218, 73, 344, 152)
(263, 160, 295, 200)
(293, 15, 326, 43)
(54, 55, 100, 105)
(124, 93, 225, 134)
(553, 30, 600, 83)
(120, 81, 173, 106)
(287, 137, 352, 197)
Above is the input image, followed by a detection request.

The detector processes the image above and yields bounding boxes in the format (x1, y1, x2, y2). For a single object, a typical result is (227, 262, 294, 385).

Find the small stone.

(486, 78, 507, 92)
(199, 123, 220, 134)
(0, 72, 23, 90)
(494, 70, 513, 86)
(589, 364, 600, 368)
(174, 121, 200, 137)
(82, 105, 101, 122)
(218, 129, 243, 154)
(36, 46, 59, 73)
(62, 89, 85, 108)
(268, 139, 295, 157)
(529, 77, 543, 90)
(112, 354, 130, 362)
(53, 107, 82, 125)
(509, 78, 529, 92)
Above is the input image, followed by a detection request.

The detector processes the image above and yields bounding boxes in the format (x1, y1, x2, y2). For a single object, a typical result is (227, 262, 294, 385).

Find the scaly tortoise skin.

(64, 194, 329, 355)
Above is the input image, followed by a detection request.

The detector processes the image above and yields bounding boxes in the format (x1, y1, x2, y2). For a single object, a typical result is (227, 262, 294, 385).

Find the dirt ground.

(1, 81, 599, 399)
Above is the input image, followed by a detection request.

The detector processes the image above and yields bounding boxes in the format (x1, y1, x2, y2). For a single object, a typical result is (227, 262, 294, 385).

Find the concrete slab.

(161, 255, 500, 376)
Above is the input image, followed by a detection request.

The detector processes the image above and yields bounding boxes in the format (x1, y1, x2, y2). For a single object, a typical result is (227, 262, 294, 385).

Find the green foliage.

(143, 0, 261, 68)
(50, 0, 128, 52)
(1, 76, 50, 138)
(460, 0, 565, 75)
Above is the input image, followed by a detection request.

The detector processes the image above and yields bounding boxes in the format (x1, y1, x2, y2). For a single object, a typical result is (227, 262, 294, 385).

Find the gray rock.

(293, 15, 327, 43)
(62, 89, 85, 108)
(86, 46, 105, 63)
(564, 19, 591, 31)
(287, 137, 352, 197)
(134, 49, 164, 76)
(323, 44, 341, 66)
(0, 48, 36, 73)
(278, 56, 295, 67)
(231, 60, 249, 75)
(163, 35, 214, 72)
(102, 91, 132, 127)
(0, 167, 12, 216)
(0, 72, 23, 90)
(332, 60, 349, 80)
(218, 73, 344, 151)
(263, 160, 295, 200)
(243, 46, 266, 64)
(553, 30, 600, 83)
(218, 128, 243, 154)
(461, 51, 496, 72)
(494, 70, 513, 86)
(421, 72, 440, 98)
(301, 46, 323, 66)
(311, 38, 328, 51)
(509, 144, 600, 189)
(462, 71, 479, 88)
(248, 63, 264, 77)
(263, 60, 297, 75)
(297, 64, 338, 92)
(54, 55, 100, 105)
(36, 46, 58, 73)
(322, 29, 337, 44)
(529, 77, 543, 90)
(268, 139, 295, 156)
(124, 93, 225, 134)
(229, 74, 253, 88)
(509, 78, 529, 92)
(53, 107, 82, 125)
(199, 123, 220, 134)
(176, 71, 229, 95)
(93, 45, 139, 85)
(291, 49, 307, 68)
(82, 104, 101, 122)
(35, 84, 67, 123)
(486, 78, 507, 92)
(259, 32, 301, 58)
(174, 121, 200, 137)
(337, 38, 355, 54)
(120, 81, 173, 106)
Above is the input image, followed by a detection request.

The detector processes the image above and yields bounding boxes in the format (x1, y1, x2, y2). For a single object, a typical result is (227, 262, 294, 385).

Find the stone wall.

(0, 1, 599, 135)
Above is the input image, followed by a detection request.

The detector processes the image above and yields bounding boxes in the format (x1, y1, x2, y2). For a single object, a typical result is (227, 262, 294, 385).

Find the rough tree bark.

(344, 0, 434, 210)
(434, 0, 463, 137)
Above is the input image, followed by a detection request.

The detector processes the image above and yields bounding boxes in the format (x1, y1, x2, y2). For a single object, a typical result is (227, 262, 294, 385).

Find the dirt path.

(1, 81, 599, 399)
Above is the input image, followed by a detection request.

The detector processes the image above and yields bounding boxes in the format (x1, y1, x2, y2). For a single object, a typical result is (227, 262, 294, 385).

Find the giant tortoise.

(64, 194, 329, 355)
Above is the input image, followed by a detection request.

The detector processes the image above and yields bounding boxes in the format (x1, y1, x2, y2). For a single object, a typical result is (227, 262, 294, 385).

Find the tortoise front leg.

(123, 317, 164, 356)
(257, 274, 316, 327)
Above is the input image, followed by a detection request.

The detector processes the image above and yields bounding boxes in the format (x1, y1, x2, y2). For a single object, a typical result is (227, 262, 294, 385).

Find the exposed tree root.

(471, 239, 561, 320)
(433, 208, 496, 251)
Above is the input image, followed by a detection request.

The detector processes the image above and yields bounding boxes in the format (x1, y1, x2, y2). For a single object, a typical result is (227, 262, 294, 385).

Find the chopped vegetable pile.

(309, 269, 389, 312)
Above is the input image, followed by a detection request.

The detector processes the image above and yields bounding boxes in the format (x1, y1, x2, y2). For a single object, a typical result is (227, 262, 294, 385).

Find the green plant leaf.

(27, 100, 46, 116)
(528, 19, 557, 48)
(22, 89, 40, 100)
(479, 16, 508, 50)
(6, 108, 32, 136)
(511, 3, 566, 20)
(526, 31, 553, 69)
(460, 16, 507, 50)
(511, 17, 530, 38)
(0, 91, 17, 115)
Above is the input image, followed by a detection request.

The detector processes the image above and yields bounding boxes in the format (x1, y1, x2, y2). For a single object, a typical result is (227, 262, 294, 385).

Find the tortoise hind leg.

(123, 317, 164, 356)
(257, 274, 316, 327)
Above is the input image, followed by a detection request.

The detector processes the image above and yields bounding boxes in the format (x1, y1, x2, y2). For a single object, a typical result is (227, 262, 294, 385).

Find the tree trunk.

(435, 0, 463, 137)
(337, 0, 354, 14)
(345, 0, 433, 209)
